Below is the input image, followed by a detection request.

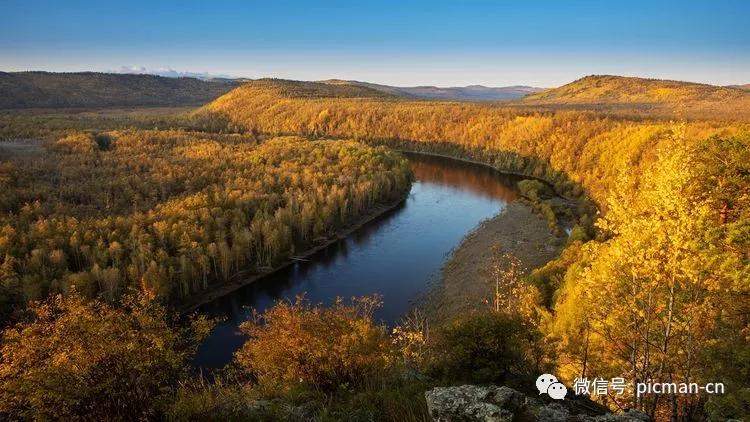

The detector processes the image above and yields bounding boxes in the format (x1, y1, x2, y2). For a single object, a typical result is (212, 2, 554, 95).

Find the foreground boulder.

(424, 385, 650, 422)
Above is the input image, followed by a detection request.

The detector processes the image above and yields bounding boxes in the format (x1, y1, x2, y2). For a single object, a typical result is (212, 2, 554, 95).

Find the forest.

(0, 75, 747, 421)
(193, 78, 750, 420)
(197, 79, 749, 203)
(0, 130, 412, 316)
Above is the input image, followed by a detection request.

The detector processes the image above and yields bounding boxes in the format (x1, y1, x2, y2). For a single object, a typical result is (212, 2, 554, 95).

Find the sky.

(1, 0, 749, 87)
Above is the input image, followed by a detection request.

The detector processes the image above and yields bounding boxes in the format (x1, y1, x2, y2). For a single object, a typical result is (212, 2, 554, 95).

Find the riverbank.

(180, 194, 409, 313)
(424, 202, 564, 323)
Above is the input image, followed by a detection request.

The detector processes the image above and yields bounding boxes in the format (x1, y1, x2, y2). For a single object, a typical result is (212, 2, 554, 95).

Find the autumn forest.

(1, 5, 749, 418)
(0, 71, 746, 421)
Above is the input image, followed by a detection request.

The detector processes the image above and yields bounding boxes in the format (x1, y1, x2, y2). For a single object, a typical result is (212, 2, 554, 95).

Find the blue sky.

(1, 0, 748, 87)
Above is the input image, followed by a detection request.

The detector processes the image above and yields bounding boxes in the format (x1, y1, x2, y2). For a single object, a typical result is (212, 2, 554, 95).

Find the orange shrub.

(52, 132, 98, 153)
(0, 292, 211, 420)
(235, 296, 393, 392)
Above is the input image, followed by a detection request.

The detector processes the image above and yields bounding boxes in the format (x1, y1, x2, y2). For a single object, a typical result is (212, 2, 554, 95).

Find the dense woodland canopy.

(0, 130, 411, 314)
(197, 78, 750, 419)
(198, 78, 749, 205)
(0, 74, 748, 420)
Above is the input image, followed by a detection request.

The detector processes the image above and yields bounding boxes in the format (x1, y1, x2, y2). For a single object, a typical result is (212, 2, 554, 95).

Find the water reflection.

(194, 153, 519, 368)
(407, 153, 518, 202)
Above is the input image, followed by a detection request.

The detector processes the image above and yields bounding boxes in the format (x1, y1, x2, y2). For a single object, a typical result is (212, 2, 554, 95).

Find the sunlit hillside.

(2, 77, 749, 422)
(0, 72, 238, 109)
(525, 74, 747, 103)
(234, 78, 396, 99)
(200, 77, 749, 204)
(197, 77, 750, 420)
(2, 0, 749, 419)
(520, 75, 750, 119)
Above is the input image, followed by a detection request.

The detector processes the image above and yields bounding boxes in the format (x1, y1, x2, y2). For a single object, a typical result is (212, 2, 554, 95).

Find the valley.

(0, 72, 748, 421)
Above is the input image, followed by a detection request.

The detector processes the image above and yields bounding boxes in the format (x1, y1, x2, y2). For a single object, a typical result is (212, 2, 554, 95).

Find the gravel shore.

(425, 202, 564, 323)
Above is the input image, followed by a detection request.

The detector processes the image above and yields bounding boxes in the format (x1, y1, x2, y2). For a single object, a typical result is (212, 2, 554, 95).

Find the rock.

(621, 409, 650, 421)
(606, 408, 650, 421)
(424, 385, 652, 422)
(424, 385, 526, 421)
(574, 408, 650, 422)
(535, 402, 569, 421)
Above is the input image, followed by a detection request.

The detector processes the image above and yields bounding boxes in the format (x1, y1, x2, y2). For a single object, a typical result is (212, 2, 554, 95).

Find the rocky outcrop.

(425, 385, 526, 421)
(424, 385, 650, 422)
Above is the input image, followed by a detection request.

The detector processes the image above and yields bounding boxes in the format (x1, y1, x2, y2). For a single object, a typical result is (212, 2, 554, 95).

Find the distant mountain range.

(3, 70, 747, 113)
(321, 79, 544, 101)
(112, 69, 544, 101)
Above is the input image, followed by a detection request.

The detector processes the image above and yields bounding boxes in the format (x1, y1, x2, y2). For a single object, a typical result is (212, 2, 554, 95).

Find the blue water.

(195, 153, 519, 368)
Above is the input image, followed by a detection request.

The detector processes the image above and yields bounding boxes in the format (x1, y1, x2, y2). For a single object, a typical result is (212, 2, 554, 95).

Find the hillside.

(199, 77, 750, 202)
(4, 75, 750, 420)
(322, 79, 543, 101)
(0, 71, 238, 109)
(239, 78, 396, 99)
(524, 74, 749, 104)
(517, 75, 750, 120)
(198, 80, 750, 419)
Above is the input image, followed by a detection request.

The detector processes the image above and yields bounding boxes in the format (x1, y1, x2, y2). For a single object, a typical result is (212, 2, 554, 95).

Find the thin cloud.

(111, 66, 234, 80)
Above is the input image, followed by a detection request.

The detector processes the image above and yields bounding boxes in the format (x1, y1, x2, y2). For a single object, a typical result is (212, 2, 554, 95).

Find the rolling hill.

(518, 75, 750, 120)
(322, 79, 543, 101)
(236, 78, 396, 99)
(110, 68, 543, 100)
(0, 71, 238, 109)
(199, 76, 750, 204)
(523, 74, 748, 104)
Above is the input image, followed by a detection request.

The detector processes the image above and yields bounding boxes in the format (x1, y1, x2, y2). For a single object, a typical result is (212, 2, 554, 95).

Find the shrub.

(167, 374, 431, 422)
(52, 132, 99, 153)
(94, 133, 112, 150)
(234, 296, 393, 393)
(528, 240, 586, 307)
(316, 378, 430, 422)
(167, 380, 303, 422)
(705, 389, 750, 421)
(0, 292, 211, 420)
(517, 179, 549, 201)
(567, 224, 590, 243)
(427, 312, 547, 385)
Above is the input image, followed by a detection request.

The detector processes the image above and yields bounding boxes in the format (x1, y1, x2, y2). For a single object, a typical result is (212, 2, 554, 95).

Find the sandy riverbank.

(424, 202, 564, 323)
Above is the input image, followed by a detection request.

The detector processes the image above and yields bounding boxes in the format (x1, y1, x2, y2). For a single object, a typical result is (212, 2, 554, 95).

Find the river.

(194, 153, 520, 368)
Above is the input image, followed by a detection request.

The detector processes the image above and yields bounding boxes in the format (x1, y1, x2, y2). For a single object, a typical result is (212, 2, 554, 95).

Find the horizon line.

(2, 68, 748, 90)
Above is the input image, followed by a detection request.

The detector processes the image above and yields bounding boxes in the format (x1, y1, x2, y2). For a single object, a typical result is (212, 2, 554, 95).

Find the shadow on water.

(194, 152, 520, 369)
